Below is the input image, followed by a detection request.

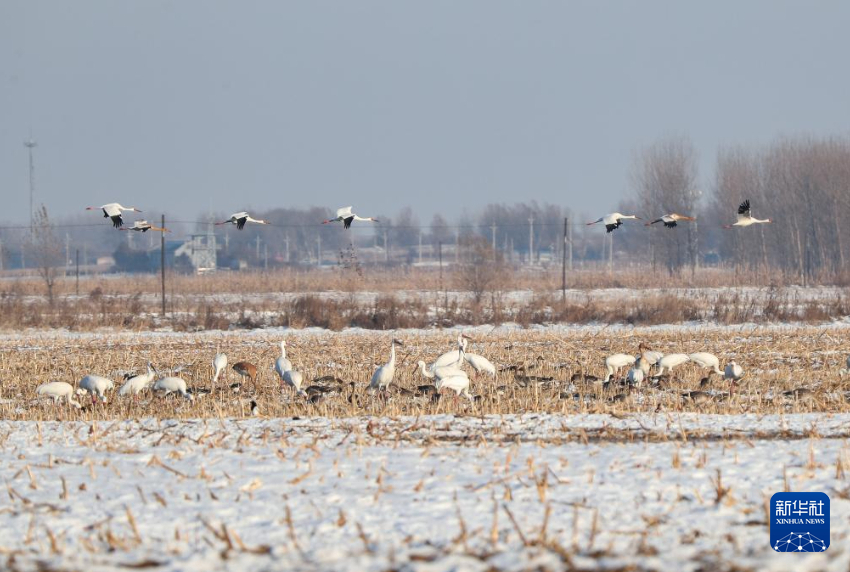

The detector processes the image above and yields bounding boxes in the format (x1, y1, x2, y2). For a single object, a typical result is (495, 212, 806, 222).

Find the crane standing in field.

(587, 213, 641, 233)
(370, 338, 403, 392)
(86, 203, 142, 228)
(323, 206, 379, 229)
(118, 363, 158, 398)
(212, 353, 228, 384)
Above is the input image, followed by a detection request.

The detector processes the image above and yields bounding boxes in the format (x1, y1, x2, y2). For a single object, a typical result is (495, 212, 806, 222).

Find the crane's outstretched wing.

(236, 216, 247, 230)
(343, 216, 354, 229)
(605, 221, 621, 233)
(336, 206, 353, 219)
(111, 214, 124, 228)
(737, 200, 751, 219)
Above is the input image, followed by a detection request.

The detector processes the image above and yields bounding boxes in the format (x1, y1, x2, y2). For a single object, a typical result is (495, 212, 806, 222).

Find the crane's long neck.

(418, 361, 434, 379)
(353, 215, 374, 222)
(389, 343, 396, 367)
(281, 342, 287, 360)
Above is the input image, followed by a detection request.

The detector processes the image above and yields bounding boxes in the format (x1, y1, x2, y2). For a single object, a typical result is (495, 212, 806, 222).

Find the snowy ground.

(2, 414, 849, 571)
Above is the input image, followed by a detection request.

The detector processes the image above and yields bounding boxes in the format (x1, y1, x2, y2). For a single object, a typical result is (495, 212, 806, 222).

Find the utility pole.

(24, 138, 37, 235)
(568, 217, 573, 271)
(285, 233, 290, 263)
(160, 215, 167, 316)
(224, 231, 229, 254)
(608, 233, 614, 274)
(454, 229, 460, 264)
(255, 235, 261, 262)
(418, 231, 422, 264)
(491, 221, 497, 254)
(317, 235, 322, 267)
(561, 217, 567, 302)
(264, 243, 268, 270)
(65, 233, 70, 268)
(383, 230, 389, 264)
(75, 249, 79, 296)
(528, 216, 534, 266)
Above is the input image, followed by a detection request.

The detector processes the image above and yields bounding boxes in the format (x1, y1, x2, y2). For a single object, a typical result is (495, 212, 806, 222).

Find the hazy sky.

(2, 1, 849, 225)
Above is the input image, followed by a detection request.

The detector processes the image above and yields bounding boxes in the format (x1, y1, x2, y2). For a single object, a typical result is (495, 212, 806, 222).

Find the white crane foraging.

(688, 353, 724, 375)
(79, 374, 114, 404)
(646, 213, 696, 229)
(723, 200, 771, 229)
(655, 354, 691, 376)
(153, 377, 195, 401)
(36, 382, 83, 409)
(587, 213, 642, 233)
(604, 353, 636, 382)
(216, 212, 269, 230)
(118, 363, 157, 397)
(323, 206, 379, 229)
(370, 338, 403, 391)
(86, 203, 142, 228)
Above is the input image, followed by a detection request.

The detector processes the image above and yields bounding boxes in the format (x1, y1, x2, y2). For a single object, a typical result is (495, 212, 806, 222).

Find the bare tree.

(631, 135, 700, 273)
(31, 205, 64, 304)
(455, 235, 504, 306)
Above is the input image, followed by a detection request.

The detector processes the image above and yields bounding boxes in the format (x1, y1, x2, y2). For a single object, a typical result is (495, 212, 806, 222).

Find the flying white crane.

(646, 213, 696, 229)
(458, 337, 496, 378)
(587, 213, 641, 233)
(723, 200, 771, 229)
(153, 376, 195, 401)
(118, 363, 157, 397)
(36, 382, 83, 409)
(688, 353, 724, 375)
(604, 353, 636, 381)
(85, 203, 142, 228)
(215, 212, 269, 230)
(370, 338, 403, 391)
(212, 353, 228, 383)
(119, 220, 169, 233)
(323, 206, 379, 229)
(656, 354, 691, 376)
(79, 374, 114, 404)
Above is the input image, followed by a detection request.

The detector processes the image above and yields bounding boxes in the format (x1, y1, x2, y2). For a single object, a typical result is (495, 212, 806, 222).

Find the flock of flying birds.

(86, 200, 769, 234)
(85, 203, 378, 232)
(34, 334, 850, 413)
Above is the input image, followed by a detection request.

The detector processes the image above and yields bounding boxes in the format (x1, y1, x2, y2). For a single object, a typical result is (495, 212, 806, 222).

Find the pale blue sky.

(1, 1, 848, 225)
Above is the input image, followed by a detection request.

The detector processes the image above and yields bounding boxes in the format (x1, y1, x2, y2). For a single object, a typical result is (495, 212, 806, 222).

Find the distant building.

(174, 233, 217, 272)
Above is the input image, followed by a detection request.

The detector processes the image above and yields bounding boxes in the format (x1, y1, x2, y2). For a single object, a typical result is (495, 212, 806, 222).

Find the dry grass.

(3, 326, 848, 422)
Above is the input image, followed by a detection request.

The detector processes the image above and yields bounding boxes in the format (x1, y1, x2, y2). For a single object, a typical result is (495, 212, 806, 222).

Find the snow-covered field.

(2, 413, 849, 571)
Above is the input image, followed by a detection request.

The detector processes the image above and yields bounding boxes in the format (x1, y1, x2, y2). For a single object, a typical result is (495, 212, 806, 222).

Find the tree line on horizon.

(2, 133, 850, 282)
